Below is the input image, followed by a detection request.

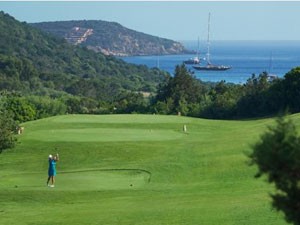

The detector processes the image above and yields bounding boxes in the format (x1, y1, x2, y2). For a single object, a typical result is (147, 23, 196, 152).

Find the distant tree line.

(152, 64, 300, 119)
(2, 64, 300, 123)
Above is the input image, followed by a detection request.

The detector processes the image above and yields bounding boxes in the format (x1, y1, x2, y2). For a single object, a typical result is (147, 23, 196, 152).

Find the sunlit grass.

(0, 114, 293, 225)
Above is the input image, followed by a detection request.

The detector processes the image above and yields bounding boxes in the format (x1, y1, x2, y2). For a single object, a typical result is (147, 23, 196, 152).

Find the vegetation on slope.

(0, 11, 168, 100)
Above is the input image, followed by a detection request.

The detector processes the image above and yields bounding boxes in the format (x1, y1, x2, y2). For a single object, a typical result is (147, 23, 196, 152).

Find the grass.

(1, 113, 297, 225)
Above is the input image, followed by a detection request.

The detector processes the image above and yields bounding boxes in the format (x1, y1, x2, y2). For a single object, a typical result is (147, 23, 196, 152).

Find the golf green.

(1, 169, 150, 191)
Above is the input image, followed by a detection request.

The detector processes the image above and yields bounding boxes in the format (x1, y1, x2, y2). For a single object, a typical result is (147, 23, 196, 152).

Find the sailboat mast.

(206, 12, 211, 65)
(197, 36, 199, 59)
(192, 12, 231, 71)
(268, 51, 273, 74)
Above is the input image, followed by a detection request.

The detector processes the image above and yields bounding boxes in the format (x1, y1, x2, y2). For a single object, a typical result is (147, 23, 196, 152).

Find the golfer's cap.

(49, 154, 53, 158)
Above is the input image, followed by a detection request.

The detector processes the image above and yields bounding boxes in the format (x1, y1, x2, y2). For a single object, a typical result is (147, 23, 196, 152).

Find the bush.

(0, 110, 17, 153)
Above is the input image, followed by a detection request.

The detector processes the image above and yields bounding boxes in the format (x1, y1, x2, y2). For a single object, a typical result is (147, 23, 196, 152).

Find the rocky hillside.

(31, 20, 191, 56)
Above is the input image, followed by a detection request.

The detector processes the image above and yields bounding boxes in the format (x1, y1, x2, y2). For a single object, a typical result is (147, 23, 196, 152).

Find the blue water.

(121, 40, 300, 84)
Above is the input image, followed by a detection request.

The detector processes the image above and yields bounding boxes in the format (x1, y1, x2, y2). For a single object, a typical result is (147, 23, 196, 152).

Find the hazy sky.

(1, 1, 300, 41)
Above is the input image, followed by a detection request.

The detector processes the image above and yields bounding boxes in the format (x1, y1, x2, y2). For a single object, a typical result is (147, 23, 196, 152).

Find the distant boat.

(267, 74, 278, 81)
(184, 56, 200, 65)
(193, 13, 231, 71)
(193, 64, 231, 71)
(184, 37, 200, 65)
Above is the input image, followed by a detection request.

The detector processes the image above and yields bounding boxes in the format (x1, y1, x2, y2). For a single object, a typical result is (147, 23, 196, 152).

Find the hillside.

(0, 11, 168, 100)
(0, 114, 293, 224)
(31, 20, 191, 56)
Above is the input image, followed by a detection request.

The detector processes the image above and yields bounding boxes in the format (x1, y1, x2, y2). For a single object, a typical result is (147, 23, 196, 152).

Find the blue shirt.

(48, 159, 57, 176)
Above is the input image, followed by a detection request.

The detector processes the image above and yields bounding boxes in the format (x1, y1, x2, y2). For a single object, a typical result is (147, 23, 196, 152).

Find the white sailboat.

(193, 13, 231, 71)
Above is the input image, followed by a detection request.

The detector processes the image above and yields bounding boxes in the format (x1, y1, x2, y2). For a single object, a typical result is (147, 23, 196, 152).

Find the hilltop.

(31, 20, 191, 56)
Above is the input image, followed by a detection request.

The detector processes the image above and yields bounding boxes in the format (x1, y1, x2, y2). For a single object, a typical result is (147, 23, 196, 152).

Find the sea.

(121, 40, 300, 84)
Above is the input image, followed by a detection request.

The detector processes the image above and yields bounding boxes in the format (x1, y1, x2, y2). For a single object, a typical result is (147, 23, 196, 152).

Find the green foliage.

(0, 54, 39, 92)
(250, 116, 300, 224)
(27, 95, 67, 119)
(201, 81, 240, 119)
(154, 64, 205, 115)
(236, 73, 272, 117)
(4, 95, 36, 123)
(0, 99, 17, 153)
(281, 68, 300, 113)
(113, 91, 148, 114)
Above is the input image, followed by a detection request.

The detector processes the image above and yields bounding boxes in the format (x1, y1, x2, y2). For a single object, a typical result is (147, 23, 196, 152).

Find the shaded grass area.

(0, 114, 296, 225)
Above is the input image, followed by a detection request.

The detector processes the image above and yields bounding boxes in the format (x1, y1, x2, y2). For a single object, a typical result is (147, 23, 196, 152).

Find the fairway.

(1, 114, 297, 225)
(26, 115, 187, 142)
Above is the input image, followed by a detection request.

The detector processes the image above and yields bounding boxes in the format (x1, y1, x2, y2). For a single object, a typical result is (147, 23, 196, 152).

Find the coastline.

(121, 40, 300, 84)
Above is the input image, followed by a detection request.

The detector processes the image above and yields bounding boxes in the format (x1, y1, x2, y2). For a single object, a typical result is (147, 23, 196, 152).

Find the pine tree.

(250, 116, 300, 224)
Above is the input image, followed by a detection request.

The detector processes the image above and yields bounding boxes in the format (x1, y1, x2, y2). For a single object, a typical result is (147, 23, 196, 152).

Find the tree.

(171, 64, 203, 107)
(113, 91, 148, 114)
(154, 64, 204, 115)
(202, 81, 240, 119)
(282, 67, 300, 113)
(249, 116, 300, 224)
(236, 72, 271, 117)
(0, 110, 17, 153)
(27, 95, 67, 119)
(4, 96, 36, 123)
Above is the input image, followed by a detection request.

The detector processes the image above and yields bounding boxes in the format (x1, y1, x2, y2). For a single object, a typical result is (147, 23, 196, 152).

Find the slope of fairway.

(1, 114, 298, 225)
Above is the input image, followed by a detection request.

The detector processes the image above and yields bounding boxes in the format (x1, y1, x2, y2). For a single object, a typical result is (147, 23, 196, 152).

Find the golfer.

(47, 153, 59, 187)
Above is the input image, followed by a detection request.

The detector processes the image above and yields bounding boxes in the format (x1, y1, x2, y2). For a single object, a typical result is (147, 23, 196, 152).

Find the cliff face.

(65, 27, 94, 45)
(31, 20, 190, 56)
(85, 33, 186, 56)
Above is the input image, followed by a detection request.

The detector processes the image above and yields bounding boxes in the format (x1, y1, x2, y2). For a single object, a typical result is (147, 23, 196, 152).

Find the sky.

(1, 1, 300, 41)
